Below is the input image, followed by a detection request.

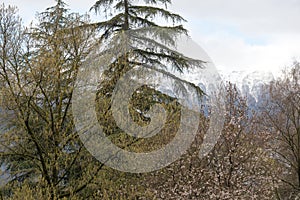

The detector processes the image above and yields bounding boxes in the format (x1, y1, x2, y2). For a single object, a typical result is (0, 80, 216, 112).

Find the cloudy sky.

(3, 0, 300, 74)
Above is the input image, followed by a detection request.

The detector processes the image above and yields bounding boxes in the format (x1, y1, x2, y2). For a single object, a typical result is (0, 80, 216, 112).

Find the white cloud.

(168, 0, 300, 73)
(192, 31, 300, 74)
(3, 0, 300, 74)
(170, 0, 300, 35)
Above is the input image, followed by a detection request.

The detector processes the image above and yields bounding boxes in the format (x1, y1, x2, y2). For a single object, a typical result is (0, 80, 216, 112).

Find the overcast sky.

(3, 0, 300, 74)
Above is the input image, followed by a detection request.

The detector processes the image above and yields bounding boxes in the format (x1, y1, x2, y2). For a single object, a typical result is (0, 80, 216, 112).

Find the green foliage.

(92, 0, 204, 157)
(1, 0, 297, 199)
(0, 2, 106, 199)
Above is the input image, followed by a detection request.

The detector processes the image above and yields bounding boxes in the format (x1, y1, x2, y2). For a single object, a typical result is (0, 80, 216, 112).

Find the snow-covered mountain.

(156, 69, 275, 110)
(220, 70, 274, 101)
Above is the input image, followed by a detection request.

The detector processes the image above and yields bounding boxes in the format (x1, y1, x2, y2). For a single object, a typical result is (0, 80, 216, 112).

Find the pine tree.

(90, 0, 204, 81)
(91, 0, 204, 149)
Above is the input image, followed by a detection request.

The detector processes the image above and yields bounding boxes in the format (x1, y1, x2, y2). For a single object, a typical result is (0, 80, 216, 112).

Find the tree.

(90, 0, 204, 83)
(261, 62, 300, 199)
(0, 1, 111, 199)
(89, 0, 204, 161)
(199, 83, 277, 199)
(143, 83, 278, 199)
(69, 0, 206, 197)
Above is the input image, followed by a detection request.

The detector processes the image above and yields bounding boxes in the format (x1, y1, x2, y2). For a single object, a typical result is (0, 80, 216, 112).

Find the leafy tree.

(0, 1, 111, 199)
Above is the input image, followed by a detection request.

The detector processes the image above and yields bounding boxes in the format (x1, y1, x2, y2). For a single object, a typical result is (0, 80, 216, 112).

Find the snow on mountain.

(219, 70, 275, 102)
(95, 67, 275, 113)
(175, 68, 274, 102)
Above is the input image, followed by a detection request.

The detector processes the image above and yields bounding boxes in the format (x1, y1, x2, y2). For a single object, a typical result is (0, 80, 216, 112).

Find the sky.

(3, 0, 300, 75)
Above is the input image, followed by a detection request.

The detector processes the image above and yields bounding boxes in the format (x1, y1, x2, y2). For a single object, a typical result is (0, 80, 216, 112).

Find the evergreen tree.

(90, 0, 204, 84)
(91, 0, 204, 149)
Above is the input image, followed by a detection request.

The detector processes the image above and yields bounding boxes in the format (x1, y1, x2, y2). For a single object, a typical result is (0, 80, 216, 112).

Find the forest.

(0, 0, 299, 199)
